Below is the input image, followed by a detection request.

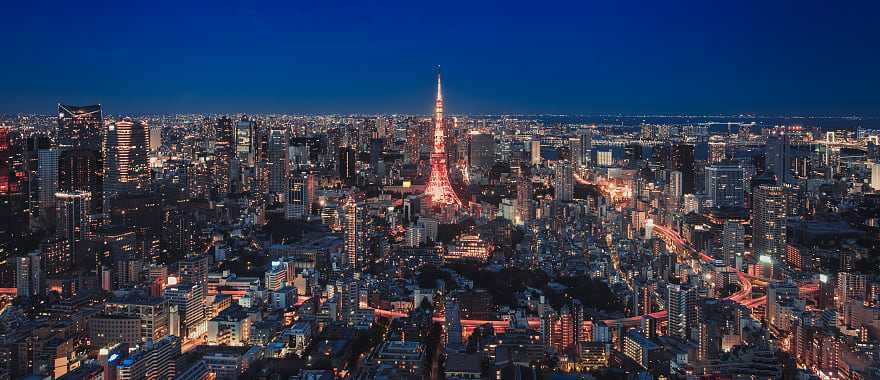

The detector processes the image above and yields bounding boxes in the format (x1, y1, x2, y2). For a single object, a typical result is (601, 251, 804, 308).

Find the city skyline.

(3, 1, 879, 116)
(2, 2, 880, 380)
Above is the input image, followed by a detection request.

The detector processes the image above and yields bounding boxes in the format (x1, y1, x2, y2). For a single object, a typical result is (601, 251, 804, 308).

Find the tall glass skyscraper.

(752, 185, 787, 258)
(58, 104, 103, 151)
(705, 162, 744, 209)
(104, 118, 149, 197)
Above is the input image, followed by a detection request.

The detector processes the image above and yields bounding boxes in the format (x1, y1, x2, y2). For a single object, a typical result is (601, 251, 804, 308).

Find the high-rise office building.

(568, 137, 584, 169)
(554, 161, 574, 202)
(766, 131, 791, 184)
(287, 172, 314, 219)
(721, 221, 745, 268)
(871, 162, 880, 191)
(405, 123, 421, 165)
(343, 198, 365, 272)
(55, 191, 91, 262)
(705, 162, 744, 209)
(58, 148, 102, 213)
(668, 170, 683, 206)
(149, 125, 162, 152)
(529, 139, 541, 166)
(213, 116, 235, 197)
(469, 132, 495, 172)
(0, 126, 10, 194)
(104, 118, 149, 196)
(267, 128, 289, 201)
(752, 185, 786, 258)
(579, 129, 593, 166)
(57, 104, 103, 151)
(236, 119, 256, 167)
(672, 144, 695, 194)
(667, 284, 696, 341)
(338, 146, 357, 186)
(370, 138, 383, 174)
(38, 148, 60, 209)
(17, 250, 44, 298)
(708, 137, 726, 164)
(515, 174, 533, 225)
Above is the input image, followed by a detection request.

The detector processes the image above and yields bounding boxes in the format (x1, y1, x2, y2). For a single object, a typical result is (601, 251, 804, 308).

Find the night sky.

(2, 1, 878, 115)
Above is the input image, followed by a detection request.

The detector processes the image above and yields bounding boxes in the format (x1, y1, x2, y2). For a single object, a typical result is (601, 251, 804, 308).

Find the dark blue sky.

(2, 1, 878, 115)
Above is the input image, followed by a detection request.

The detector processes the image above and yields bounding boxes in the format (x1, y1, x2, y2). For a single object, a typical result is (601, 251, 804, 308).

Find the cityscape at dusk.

(1, 2, 880, 380)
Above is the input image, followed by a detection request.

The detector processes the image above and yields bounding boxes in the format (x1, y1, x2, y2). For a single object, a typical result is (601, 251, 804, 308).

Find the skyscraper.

(22, 135, 46, 205)
(236, 119, 256, 167)
(708, 136, 726, 164)
(672, 144, 695, 194)
(370, 138, 383, 175)
(667, 284, 696, 341)
(568, 137, 584, 169)
(721, 221, 745, 268)
(58, 148, 102, 213)
(267, 128, 289, 201)
(338, 146, 357, 186)
(468, 132, 495, 172)
(668, 170, 683, 206)
(554, 161, 574, 202)
(529, 139, 541, 166)
(405, 122, 420, 165)
(214, 116, 235, 197)
(57, 104, 103, 151)
(149, 125, 162, 153)
(424, 68, 463, 207)
(15, 256, 34, 298)
(766, 131, 791, 184)
(871, 162, 880, 191)
(752, 185, 787, 258)
(705, 162, 744, 209)
(55, 191, 91, 262)
(515, 173, 533, 225)
(15, 253, 40, 298)
(287, 172, 314, 219)
(104, 118, 149, 197)
(0, 126, 10, 194)
(579, 129, 593, 166)
(38, 148, 60, 210)
(343, 197, 365, 272)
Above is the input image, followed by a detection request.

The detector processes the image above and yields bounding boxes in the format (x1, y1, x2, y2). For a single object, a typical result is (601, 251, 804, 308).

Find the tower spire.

(436, 66, 442, 101)
(424, 67, 462, 209)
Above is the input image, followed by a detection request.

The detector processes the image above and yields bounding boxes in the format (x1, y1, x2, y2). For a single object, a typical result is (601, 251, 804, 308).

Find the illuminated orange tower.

(424, 67, 463, 207)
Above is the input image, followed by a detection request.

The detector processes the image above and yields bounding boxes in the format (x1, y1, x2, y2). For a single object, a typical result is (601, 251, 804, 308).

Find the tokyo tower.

(424, 67, 463, 207)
